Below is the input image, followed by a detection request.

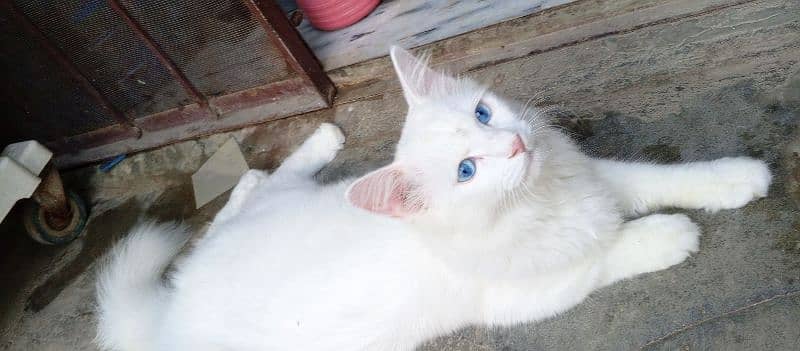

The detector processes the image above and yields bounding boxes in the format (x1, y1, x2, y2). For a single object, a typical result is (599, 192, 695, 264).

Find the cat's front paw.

(703, 157, 771, 212)
(306, 123, 346, 162)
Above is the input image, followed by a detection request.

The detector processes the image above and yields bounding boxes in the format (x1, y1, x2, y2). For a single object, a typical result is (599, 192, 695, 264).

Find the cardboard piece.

(192, 138, 249, 209)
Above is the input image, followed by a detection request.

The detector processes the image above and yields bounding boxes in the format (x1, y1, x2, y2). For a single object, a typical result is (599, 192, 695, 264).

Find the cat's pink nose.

(509, 134, 526, 158)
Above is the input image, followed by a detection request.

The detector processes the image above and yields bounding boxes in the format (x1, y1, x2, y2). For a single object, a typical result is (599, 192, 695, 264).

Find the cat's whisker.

(520, 181, 536, 200)
(530, 125, 553, 137)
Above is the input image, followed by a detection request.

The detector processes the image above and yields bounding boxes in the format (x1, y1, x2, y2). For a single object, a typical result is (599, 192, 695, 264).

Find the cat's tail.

(94, 221, 189, 351)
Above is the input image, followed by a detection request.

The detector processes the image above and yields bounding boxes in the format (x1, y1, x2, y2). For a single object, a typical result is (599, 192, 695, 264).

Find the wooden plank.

(329, 0, 753, 105)
(296, 0, 576, 70)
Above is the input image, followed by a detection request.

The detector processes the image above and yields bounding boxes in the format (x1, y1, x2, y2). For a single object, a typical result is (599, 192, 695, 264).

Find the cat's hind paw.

(641, 214, 700, 271)
(601, 214, 700, 286)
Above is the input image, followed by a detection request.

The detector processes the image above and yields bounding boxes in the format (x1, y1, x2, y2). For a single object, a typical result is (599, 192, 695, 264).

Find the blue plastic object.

(99, 154, 126, 172)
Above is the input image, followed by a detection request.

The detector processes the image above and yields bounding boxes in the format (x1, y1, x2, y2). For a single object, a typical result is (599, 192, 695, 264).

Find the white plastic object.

(2, 140, 53, 176)
(0, 157, 42, 220)
(0, 140, 53, 221)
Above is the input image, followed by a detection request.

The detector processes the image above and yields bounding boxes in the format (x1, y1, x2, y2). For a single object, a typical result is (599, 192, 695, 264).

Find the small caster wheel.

(23, 191, 88, 245)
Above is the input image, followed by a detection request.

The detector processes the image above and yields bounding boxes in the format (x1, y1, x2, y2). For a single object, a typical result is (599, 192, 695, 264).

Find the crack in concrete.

(640, 289, 800, 349)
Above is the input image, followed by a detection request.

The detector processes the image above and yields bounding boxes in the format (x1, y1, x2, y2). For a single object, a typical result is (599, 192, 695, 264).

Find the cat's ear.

(390, 45, 447, 104)
(346, 164, 425, 218)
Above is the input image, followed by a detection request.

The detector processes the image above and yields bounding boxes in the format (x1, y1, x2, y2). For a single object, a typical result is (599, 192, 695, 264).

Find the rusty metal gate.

(0, 0, 334, 168)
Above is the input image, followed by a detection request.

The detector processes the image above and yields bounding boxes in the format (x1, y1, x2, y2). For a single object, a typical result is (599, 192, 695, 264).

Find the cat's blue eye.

(457, 158, 476, 182)
(475, 103, 491, 124)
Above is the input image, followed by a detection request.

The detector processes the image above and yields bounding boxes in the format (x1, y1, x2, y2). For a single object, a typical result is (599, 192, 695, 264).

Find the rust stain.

(137, 104, 211, 132)
(211, 78, 310, 114)
(45, 125, 140, 154)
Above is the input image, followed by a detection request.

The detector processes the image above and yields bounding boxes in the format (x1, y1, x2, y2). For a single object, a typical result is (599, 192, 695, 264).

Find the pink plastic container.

(296, 0, 379, 31)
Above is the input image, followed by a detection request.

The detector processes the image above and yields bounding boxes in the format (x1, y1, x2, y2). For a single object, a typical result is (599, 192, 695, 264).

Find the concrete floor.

(1, 0, 799, 350)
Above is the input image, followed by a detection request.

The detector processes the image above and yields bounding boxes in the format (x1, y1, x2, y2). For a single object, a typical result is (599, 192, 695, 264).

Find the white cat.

(95, 46, 771, 351)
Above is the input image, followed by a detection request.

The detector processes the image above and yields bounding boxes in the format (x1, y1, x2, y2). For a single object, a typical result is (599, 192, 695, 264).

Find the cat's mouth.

(503, 149, 534, 190)
(517, 141, 546, 186)
(501, 133, 540, 188)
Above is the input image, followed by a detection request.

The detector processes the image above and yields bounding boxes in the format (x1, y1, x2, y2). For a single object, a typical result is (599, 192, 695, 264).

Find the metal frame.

(3, 1, 138, 130)
(243, 0, 336, 103)
(5, 0, 334, 168)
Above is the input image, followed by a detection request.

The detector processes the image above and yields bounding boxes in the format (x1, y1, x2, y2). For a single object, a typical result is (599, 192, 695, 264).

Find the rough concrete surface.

(1, 0, 798, 350)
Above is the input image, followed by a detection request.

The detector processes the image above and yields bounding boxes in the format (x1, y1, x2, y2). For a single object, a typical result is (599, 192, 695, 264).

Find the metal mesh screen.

(14, 0, 191, 117)
(3, 0, 327, 164)
(119, 0, 292, 97)
(0, 8, 112, 145)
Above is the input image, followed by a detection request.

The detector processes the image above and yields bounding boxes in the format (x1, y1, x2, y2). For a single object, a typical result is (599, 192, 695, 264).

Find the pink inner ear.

(346, 166, 422, 218)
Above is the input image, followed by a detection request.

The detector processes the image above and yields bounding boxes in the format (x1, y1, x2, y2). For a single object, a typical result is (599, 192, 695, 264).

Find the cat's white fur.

(95, 46, 771, 351)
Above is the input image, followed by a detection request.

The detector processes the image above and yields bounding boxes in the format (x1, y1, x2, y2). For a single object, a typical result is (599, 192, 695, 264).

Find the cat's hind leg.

(599, 214, 700, 287)
(273, 123, 345, 178)
(209, 169, 268, 230)
(592, 157, 771, 215)
(210, 123, 344, 229)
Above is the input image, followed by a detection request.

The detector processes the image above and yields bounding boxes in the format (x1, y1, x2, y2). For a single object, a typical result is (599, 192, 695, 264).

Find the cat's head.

(346, 46, 545, 227)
